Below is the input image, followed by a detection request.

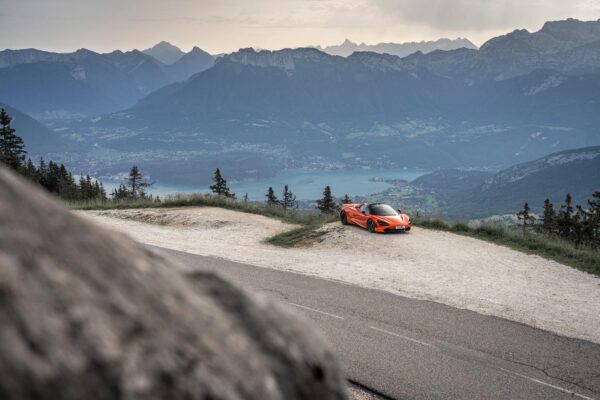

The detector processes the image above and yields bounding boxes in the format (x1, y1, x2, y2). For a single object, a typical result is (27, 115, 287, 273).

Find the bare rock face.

(0, 168, 347, 400)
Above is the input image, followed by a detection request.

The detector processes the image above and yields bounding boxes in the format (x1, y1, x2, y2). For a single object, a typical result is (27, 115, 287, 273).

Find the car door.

(356, 204, 369, 228)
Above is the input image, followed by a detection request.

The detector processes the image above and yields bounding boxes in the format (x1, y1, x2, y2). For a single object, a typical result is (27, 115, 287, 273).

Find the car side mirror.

(361, 210, 366, 214)
(397, 210, 402, 214)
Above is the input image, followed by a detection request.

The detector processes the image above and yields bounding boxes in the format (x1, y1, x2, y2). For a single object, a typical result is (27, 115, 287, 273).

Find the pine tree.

(0, 108, 26, 170)
(209, 168, 235, 198)
(557, 193, 574, 239)
(45, 161, 60, 193)
(38, 158, 48, 187)
(57, 165, 77, 200)
(541, 198, 556, 234)
(266, 186, 279, 206)
(126, 165, 152, 199)
(281, 185, 297, 213)
(24, 158, 38, 182)
(588, 191, 600, 248)
(341, 194, 352, 204)
(111, 184, 131, 200)
(516, 201, 536, 233)
(316, 185, 339, 214)
(573, 205, 588, 248)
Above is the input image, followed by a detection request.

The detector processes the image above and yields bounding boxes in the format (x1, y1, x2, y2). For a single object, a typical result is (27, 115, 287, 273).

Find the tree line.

(209, 168, 352, 214)
(0, 108, 106, 201)
(2, 107, 353, 211)
(517, 192, 600, 248)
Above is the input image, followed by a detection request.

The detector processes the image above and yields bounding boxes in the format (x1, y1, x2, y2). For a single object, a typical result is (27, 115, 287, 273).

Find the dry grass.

(413, 216, 600, 276)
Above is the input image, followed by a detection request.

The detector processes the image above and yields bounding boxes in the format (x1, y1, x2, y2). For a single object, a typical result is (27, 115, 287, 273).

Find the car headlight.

(377, 220, 390, 226)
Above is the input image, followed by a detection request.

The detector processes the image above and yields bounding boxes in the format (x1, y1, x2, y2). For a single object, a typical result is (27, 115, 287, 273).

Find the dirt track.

(80, 207, 600, 344)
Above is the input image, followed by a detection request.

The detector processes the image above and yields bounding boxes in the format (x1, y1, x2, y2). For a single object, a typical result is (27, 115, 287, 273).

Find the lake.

(103, 168, 428, 201)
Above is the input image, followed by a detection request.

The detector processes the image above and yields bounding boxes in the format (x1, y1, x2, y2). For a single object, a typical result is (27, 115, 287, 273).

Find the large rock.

(0, 167, 347, 399)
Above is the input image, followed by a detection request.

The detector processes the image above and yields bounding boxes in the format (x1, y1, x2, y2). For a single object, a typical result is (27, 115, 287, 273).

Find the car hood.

(376, 215, 410, 225)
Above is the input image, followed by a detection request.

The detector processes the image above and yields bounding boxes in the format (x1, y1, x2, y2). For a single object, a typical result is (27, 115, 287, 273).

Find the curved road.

(154, 246, 600, 400)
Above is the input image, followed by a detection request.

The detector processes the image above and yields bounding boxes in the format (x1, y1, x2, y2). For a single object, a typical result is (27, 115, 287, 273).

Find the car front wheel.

(340, 212, 348, 225)
(367, 219, 376, 233)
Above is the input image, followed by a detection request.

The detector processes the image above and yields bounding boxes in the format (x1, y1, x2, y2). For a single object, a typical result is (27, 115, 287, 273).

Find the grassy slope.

(71, 194, 336, 246)
(71, 194, 319, 225)
(413, 217, 600, 277)
(72, 195, 599, 276)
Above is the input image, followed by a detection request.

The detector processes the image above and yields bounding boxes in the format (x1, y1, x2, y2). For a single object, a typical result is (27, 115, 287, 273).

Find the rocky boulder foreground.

(0, 167, 346, 399)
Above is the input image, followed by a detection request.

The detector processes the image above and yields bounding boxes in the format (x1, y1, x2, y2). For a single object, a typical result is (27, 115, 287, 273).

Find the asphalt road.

(154, 246, 600, 400)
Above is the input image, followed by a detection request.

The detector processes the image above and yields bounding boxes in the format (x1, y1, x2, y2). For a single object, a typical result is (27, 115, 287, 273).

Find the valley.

(2, 18, 600, 221)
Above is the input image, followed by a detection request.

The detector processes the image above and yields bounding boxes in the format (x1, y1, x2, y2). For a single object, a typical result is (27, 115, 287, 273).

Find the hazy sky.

(1, 0, 599, 54)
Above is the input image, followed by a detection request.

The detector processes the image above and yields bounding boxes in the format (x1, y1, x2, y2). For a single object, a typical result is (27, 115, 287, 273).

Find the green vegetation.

(72, 186, 340, 247)
(265, 215, 338, 247)
(281, 184, 298, 213)
(111, 165, 156, 201)
(1, 108, 106, 201)
(0, 108, 26, 170)
(210, 168, 235, 198)
(71, 192, 320, 225)
(266, 186, 279, 206)
(412, 215, 600, 276)
(316, 185, 339, 214)
(537, 193, 600, 250)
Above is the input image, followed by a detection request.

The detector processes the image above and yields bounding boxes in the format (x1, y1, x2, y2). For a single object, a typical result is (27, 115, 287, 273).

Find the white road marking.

(499, 368, 596, 400)
(370, 326, 437, 349)
(288, 302, 345, 320)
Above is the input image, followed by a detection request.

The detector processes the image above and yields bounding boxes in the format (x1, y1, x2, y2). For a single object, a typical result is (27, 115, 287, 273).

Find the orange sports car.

(340, 203, 411, 233)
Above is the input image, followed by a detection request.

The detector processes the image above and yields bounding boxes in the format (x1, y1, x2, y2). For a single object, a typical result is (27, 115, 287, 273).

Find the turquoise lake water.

(104, 168, 428, 201)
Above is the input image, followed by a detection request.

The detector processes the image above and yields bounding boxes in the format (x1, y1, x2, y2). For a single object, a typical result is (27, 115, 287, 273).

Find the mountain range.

(1, 19, 599, 218)
(77, 19, 600, 175)
(405, 19, 600, 80)
(0, 44, 214, 119)
(317, 37, 477, 58)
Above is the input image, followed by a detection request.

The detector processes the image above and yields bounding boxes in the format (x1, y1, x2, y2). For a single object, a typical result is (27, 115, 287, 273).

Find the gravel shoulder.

(80, 207, 600, 344)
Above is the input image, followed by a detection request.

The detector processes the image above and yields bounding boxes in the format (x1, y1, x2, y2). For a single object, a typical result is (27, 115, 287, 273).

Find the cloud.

(372, 0, 597, 31)
(1, 0, 599, 52)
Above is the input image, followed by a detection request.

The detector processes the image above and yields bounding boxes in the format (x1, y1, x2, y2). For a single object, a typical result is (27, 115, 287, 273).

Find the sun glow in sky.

(1, 0, 599, 53)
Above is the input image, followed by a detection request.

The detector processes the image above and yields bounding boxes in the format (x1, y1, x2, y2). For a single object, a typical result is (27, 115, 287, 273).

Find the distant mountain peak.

(142, 41, 185, 65)
(347, 51, 414, 73)
(156, 40, 176, 47)
(226, 47, 334, 70)
(187, 46, 210, 56)
(320, 37, 477, 57)
(73, 48, 97, 55)
(145, 41, 181, 51)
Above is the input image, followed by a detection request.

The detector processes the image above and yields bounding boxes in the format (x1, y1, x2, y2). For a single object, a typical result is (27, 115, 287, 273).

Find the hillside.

(448, 146, 600, 217)
(0, 101, 72, 154)
(360, 145, 600, 219)
(0, 46, 215, 118)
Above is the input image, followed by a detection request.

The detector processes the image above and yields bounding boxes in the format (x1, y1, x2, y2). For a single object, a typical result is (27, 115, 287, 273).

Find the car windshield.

(369, 204, 398, 216)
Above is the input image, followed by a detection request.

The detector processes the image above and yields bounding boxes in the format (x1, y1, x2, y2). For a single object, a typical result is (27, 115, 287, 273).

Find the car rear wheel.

(340, 212, 348, 225)
(367, 219, 376, 233)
